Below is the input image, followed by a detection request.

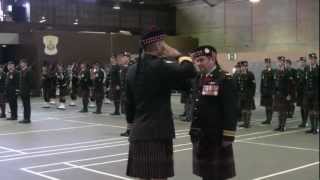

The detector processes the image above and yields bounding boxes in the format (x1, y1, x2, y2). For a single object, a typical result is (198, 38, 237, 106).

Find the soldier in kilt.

(70, 62, 80, 106)
(190, 46, 237, 180)
(79, 63, 91, 113)
(125, 28, 197, 180)
(296, 57, 308, 127)
(273, 56, 292, 132)
(303, 53, 319, 134)
(92, 63, 105, 114)
(48, 64, 57, 105)
(238, 61, 256, 128)
(56, 64, 69, 110)
(261, 58, 275, 124)
(0, 64, 6, 118)
(109, 56, 121, 115)
(6, 61, 19, 121)
(285, 59, 297, 118)
(41, 64, 51, 108)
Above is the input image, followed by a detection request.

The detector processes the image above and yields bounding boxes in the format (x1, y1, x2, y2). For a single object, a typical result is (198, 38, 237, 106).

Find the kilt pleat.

(126, 140, 174, 179)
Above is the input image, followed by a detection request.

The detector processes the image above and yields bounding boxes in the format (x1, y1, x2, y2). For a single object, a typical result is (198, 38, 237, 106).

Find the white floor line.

(19, 137, 128, 151)
(0, 146, 27, 155)
(63, 120, 127, 129)
(21, 168, 60, 180)
(252, 162, 319, 180)
(0, 141, 128, 158)
(238, 141, 319, 152)
(238, 129, 307, 141)
(64, 162, 133, 180)
(0, 125, 99, 136)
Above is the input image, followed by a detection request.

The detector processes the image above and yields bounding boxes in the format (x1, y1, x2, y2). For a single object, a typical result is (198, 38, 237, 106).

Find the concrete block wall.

(176, 0, 319, 72)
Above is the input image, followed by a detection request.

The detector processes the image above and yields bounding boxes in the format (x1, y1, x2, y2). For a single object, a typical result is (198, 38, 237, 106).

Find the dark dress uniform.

(48, 66, 57, 102)
(303, 63, 319, 134)
(56, 70, 69, 106)
(41, 67, 51, 105)
(109, 64, 121, 115)
(6, 70, 19, 120)
(273, 69, 292, 131)
(70, 65, 79, 103)
(93, 68, 105, 114)
(79, 69, 91, 112)
(126, 54, 196, 179)
(19, 67, 32, 123)
(0, 70, 6, 118)
(238, 66, 256, 128)
(260, 66, 275, 124)
(296, 63, 308, 127)
(286, 64, 297, 118)
(120, 65, 128, 114)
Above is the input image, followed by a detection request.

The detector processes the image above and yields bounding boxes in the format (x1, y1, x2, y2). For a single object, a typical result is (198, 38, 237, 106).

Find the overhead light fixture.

(39, 16, 47, 23)
(7, 5, 12, 12)
(2, 45, 7, 48)
(113, 2, 120, 10)
(249, 0, 261, 3)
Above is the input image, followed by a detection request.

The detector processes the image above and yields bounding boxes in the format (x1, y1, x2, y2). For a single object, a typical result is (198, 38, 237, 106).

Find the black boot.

(262, 108, 272, 124)
(120, 130, 130, 137)
(111, 101, 120, 115)
(306, 114, 315, 134)
(299, 108, 308, 128)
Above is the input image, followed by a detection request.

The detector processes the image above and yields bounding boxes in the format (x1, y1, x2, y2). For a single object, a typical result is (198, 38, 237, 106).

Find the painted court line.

(238, 141, 319, 152)
(0, 125, 99, 136)
(252, 162, 319, 180)
(0, 146, 26, 155)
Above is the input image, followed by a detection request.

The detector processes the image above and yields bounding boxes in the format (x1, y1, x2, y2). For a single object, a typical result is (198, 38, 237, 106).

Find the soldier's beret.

(264, 58, 271, 63)
(191, 45, 217, 58)
(308, 53, 318, 59)
(277, 56, 285, 61)
(7, 61, 15, 65)
(141, 26, 165, 47)
(298, 57, 306, 62)
(240, 60, 248, 66)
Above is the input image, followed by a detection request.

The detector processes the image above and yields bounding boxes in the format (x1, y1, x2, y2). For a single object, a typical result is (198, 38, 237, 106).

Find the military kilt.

(273, 95, 289, 112)
(303, 93, 319, 111)
(110, 88, 121, 102)
(192, 141, 236, 179)
(240, 97, 255, 110)
(260, 95, 273, 107)
(0, 93, 6, 104)
(126, 139, 174, 179)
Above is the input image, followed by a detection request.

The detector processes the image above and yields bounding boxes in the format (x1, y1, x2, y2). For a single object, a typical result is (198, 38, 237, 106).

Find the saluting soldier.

(18, 59, 32, 123)
(296, 57, 308, 127)
(41, 64, 51, 108)
(5, 61, 19, 121)
(109, 56, 121, 115)
(70, 62, 80, 106)
(79, 63, 91, 113)
(285, 59, 297, 118)
(273, 56, 292, 131)
(303, 53, 319, 134)
(0, 64, 6, 118)
(56, 64, 69, 110)
(190, 45, 238, 180)
(238, 61, 256, 128)
(125, 28, 197, 180)
(92, 63, 105, 114)
(261, 58, 275, 124)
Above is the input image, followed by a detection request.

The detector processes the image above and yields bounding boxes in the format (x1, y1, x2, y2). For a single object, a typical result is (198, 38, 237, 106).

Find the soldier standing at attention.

(238, 61, 256, 128)
(70, 62, 80, 106)
(261, 58, 275, 124)
(41, 64, 51, 108)
(110, 55, 121, 115)
(48, 64, 57, 105)
(125, 28, 196, 180)
(92, 63, 105, 114)
(273, 56, 292, 132)
(56, 64, 69, 110)
(296, 57, 308, 128)
(285, 59, 297, 118)
(5, 61, 19, 121)
(0, 64, 6, 118)
(190, 45, 238, 180)
(18, 59, 32, 124)
(79, 63, 91, 113)
(303, 53, 319, 134)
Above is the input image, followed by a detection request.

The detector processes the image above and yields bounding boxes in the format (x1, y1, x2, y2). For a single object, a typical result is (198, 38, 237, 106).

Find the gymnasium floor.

(0, 96, 318, 180)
